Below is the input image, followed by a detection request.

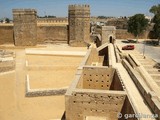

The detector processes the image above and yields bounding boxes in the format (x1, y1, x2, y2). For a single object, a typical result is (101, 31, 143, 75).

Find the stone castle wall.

(68, 4, 90, 46)
(0, 7, 151, 45)
(0, 26, 14, 44)
(0, 24, 68, 44)
(0, 25, 152, 45)
(116, 29, 149, 39)
(37, 18, 68, 23)
(13, 9, 37, 46)
(37, 25, 68, 43)
(101, 26, 116, 44)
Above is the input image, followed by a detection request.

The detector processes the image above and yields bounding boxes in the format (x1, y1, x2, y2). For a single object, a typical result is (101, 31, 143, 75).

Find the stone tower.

(101, 26, 116, 44)
(13, 9, 37, 46)
(68, 4, 90, 46)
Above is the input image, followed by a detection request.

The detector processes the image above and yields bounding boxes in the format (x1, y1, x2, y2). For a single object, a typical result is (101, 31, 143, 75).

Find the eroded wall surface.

(66, 90, 126, 120)
(68, 5, 90, 46)
(101, 26, 116, 44)
(0, 25, 68, 44)
(37, 25, 68, 43)
(0, 26, 14, 44)
(116, 29, 149, 39)
(13, 9, 37, 46)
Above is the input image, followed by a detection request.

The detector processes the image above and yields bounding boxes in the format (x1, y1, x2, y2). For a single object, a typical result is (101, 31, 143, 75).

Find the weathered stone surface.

(68, 4, 90, 46)
(0, 26, 14, 44)
(0, 50, 15, 72)
(13, 9, 37, 46)
(37, 25, 68, 43)
(25, 75, 68, 97)
(26, 88, 67, 97)
(116, 29, 149, 39)
(101, 26, 116, 44)
(0, 61, 15, 72)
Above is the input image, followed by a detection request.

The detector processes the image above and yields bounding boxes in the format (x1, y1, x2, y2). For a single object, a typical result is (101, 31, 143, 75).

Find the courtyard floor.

(0, 44, 86, 120)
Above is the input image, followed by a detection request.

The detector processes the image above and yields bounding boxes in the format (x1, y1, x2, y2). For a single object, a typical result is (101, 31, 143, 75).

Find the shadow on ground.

(143, 40, 159, 46)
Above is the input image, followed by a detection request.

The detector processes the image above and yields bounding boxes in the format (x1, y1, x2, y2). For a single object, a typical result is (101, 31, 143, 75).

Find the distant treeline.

(97, 16, 127, 19)
(97, 16, 115, 19)
(0, 18, 10, 23)
(37, 15, 56, 18)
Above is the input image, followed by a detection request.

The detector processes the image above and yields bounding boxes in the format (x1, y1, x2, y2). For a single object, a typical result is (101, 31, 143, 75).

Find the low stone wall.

(26, 87, 67, 97)
(0, 60, 15, 72)
(25, 75, 68, 97)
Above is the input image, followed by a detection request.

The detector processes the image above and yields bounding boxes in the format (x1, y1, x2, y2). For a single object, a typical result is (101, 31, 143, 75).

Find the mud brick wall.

(0, 26, 14, 44)
(65, 90, 126, 120)
(83, 67, 115, 90)
(37, 25, 68, 43)
(116, 29, 149, 39)
(13, 9, 37, 46)
(68, 5, 90, 46)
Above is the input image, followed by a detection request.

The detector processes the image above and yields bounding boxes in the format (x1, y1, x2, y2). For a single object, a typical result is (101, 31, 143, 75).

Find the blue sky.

(0, 0, 159, 19)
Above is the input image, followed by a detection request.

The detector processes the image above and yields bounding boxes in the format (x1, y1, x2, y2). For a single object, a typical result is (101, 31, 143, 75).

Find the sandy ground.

(0, 65, 65, 120)
(26, 55, 83, 66)
(27, 55, 83, 89)
(0, 44, 86, 120)
(29, 70, 77, 89)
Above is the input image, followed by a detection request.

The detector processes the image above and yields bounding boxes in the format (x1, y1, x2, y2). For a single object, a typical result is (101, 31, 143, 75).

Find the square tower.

(13, 9, 37, 46)
(68, 5, 90, 47)
(101, 26, 116, 44)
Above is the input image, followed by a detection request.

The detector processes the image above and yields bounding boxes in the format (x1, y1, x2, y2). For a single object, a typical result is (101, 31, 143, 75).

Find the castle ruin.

(0, 3, 160, 120)
(13, 9, 37, 46)
(68, 5, 90, 46)
(10, 5, 91, 47)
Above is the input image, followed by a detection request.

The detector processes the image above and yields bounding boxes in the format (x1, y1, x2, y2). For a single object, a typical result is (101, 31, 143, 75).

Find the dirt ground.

(0, 44, 86, 120)
(27, 55, 83, 89)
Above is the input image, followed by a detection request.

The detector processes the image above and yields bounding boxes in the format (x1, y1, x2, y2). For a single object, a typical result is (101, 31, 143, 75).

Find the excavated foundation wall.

(25, 75, 67, 97)
(65, 45, 138, 120)
(65, 90, 126, 120)
(83, 67, 115, 90)
(0, 61, 15, 72)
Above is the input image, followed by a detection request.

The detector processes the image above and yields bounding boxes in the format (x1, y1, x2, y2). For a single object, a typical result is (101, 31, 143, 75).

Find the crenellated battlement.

(68, 4, 90, 46)
(13, 8, 37, 46)
(13, 9, 37, 15)
(37, 18, 68, 23)
(68, 4, 90, 11)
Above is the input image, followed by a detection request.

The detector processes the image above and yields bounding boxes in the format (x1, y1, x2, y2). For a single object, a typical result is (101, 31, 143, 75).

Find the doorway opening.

(109, 36, 113, 43)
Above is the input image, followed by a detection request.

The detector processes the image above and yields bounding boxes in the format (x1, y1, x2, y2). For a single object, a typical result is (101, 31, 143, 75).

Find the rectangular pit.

(26, 55, 83, 89)
(66, 66, 137, 120)
(77, 66, 123, 91)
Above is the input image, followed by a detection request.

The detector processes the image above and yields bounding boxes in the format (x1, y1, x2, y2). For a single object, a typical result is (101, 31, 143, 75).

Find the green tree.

(149, 4, 160, 14)
(150, 4, 160, 45)
(127, 14, 149, 41)
(5, 18, 10, 23)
